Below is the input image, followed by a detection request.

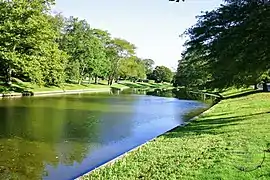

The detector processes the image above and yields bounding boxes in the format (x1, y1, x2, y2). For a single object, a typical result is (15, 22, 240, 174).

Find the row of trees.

(0, 0, 173, 87)
(174, 0, 270, 91)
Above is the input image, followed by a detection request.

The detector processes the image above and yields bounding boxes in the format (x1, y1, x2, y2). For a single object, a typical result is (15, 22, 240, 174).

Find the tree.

(119, 56, 146, 81)
(60, 17, 90, 84)
(181, 0, 270, 91)
(142, 59, 155, 79)
(174, 52, 210, 89)
(0, 0, 67, 86)
(0, 0, 161, 91)
(152, 66, 173, 83)
(59, 17, 108, 84)
(91, 28, 113, 83)
(106, 38, 136, 85)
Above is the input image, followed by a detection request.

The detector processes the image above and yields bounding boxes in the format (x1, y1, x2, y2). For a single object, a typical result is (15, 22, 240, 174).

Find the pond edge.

(75, 98, 218, 180)
(0, 88, 116, 98)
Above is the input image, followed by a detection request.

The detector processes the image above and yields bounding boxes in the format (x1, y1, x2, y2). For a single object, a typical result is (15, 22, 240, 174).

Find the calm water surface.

(0, 91, 206, 180)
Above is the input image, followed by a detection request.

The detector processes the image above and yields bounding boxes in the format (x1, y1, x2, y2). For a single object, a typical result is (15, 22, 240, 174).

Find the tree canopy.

(0, 0, 173, 89)
(174, 0, 270, 91)
(152, 66, 173, 83)
(0, 0, 66, 86)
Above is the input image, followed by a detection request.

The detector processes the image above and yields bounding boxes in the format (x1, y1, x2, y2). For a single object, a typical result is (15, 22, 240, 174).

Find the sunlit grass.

(118, 81, 172, 90)
(220, 87, 258, 98)
(0, 79, 172, 93)
(81, 93, 270, 180)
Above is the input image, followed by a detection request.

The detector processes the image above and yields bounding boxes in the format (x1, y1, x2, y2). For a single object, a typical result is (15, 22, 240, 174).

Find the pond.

(0, 90, 206, 180)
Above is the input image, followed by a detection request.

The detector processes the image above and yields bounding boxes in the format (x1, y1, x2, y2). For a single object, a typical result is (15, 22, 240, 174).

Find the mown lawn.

(220, 87, 260, 98)
(81, 92, 270, 180)
(118, 81, 172, 90)
(0, 78, 173, 93)
(0, 82, 111, 93)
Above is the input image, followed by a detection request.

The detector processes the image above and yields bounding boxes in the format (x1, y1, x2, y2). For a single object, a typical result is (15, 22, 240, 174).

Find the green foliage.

(175, 0, 270, 90)
(142, 58, 155, 76)
(106, 38, 137, 85)
(0, 0, 156, 91)
(59, 16, 109, 84)
(119, 56, 146, 81)
(0, 0, 67, 86)
(174, 52, 210, 88)
(152, 66, 173, 83)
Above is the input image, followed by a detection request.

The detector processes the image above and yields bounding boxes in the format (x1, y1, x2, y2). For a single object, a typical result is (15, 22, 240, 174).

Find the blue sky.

(54, 0, 223, 70)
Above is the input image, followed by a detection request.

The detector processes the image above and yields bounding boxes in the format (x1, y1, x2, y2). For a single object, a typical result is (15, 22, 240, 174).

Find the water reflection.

(0, 91, 205, 180)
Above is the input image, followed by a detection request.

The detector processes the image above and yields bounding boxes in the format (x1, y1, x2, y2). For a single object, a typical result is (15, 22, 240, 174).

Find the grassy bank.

(81, 92, 270, 180)
(0, 79, 111, 93)
(118, 81, 172, 90)
(0, 79, 171, 94)
(220, 87, 260, 98)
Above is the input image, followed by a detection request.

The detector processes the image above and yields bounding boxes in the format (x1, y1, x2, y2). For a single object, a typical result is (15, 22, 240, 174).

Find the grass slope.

(119, 81, 172, 90)
(220, 87, 260, 98)
(82, 93, 270, 180)
(0, 79, 172, 93)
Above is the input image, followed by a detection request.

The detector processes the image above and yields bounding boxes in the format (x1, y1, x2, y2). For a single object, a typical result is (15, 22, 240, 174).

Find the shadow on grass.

(119, 83, 145, 89)
(223, 89, 262, 99)
(119, 82, 171, 90)
(0, 83, 30, 93)
(259, 172, 270, 178)
(137, 83, 156, 88)
(164, 110, 270, 139)
(98, 82, 107, 86)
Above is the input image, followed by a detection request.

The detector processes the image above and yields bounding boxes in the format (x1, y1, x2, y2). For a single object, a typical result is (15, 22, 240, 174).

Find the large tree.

(180, 0, 270, 91)
(142, 58, 155, 79)
(106, 38, 136, 85)
(174, 52, 210, 89)
(119, 56, 146, 81)
(152, 66, 173, 83)
(0, 0, 67, 86)
(59, 17, 108, 84)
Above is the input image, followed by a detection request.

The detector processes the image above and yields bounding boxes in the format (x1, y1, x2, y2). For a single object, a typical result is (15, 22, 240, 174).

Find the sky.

(54, 0, 223, 71)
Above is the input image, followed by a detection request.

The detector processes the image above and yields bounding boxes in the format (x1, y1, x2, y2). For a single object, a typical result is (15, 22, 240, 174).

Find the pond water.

(0, 90, 206, 180)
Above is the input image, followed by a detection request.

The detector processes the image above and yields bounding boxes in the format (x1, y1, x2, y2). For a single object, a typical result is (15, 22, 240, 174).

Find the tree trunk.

(94, 75, 99, 84)
(263, 82, 268, 92)
(254, 83, 258, 90)
(6, 67, 12, 86)
(78, 64, 86, 85)
(110, 79, 113, 86)
(110, 78, 114, 86)
(108, 76, 113, 86)
(87, 74, 92, 84)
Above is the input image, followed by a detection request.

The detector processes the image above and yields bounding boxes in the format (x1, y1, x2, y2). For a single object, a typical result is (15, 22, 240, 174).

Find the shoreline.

(0, 88, 113, 98)
(76, 101, 215, 179)
(82, 91, 268, 180)
(0, 81, 174, 98)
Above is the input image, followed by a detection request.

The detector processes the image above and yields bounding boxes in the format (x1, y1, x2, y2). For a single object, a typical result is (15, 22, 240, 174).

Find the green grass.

(0, 82, 111, 94)
(81, 92, 270, 180)
(111, 83, 130, 89)
(220, 87, 259, 98)
(2, 82, 110, 93)
(0, 79, 171, 93)
(118, 81, 172, 90)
